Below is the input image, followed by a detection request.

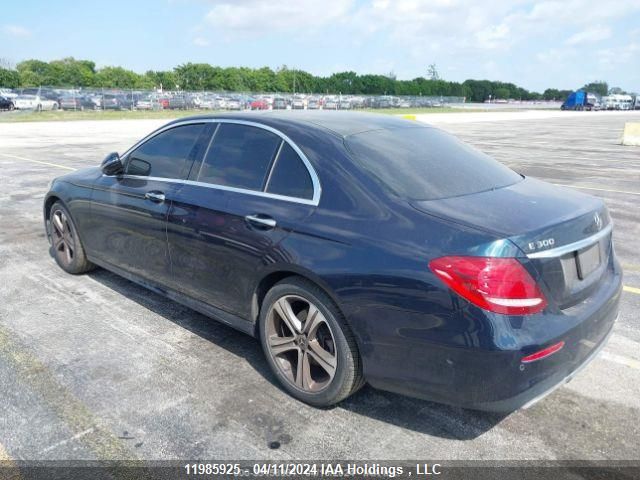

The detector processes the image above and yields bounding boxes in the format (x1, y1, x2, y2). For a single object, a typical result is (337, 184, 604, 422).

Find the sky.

(2, 0, 639, 93)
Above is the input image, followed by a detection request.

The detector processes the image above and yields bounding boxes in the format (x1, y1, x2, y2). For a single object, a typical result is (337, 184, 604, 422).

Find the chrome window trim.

(264, 140, 284, 191)
(119, 175, 319, 206)
(195, 122, 220, 181)
(526, 224, 612, 259)
(120, 118, 321, 206)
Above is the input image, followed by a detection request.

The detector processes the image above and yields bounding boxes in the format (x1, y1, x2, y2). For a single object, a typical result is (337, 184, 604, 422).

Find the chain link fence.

(2, 86, 467, 112)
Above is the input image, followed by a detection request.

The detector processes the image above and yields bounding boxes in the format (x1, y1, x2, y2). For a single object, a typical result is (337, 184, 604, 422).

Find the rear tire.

(259, 277, 364, 407)
(49, 202, 95, 274)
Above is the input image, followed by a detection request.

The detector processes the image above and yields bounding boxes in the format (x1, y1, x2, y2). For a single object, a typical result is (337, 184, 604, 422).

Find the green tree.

(145, 70, 177, 90)
(174, 63, 219, 90)
(5, 56, 561, 100)
(608, 86, 626, 95)
(48, 57, 96, 86)
(543, 88, 571, 100)
(0, 67, 20, 88)
(494, 87, 510, 99)
(94, 66, 142, 88)
(582, 81, 608, 96)
(16, 59, 52, 86)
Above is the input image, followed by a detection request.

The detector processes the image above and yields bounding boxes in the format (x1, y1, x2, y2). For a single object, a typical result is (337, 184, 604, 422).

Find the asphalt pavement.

(0, 110, 639, 461)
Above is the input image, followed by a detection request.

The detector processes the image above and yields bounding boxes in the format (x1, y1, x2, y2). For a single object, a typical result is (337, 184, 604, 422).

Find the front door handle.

(245, 214, 276, 229)
(145, 191, 165, 203)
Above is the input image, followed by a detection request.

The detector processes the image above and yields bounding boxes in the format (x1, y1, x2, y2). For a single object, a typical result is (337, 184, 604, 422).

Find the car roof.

(165, 111, 428, 138)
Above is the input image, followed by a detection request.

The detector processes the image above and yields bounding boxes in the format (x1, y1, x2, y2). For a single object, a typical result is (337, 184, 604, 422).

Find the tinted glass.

(346, 127, 522, 200)
(266, 143, 314, 200)
(198, 124, 281, 190)
(127, 124, 204, 178)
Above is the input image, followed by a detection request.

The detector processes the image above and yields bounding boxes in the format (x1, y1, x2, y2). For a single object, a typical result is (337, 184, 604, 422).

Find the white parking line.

(39, 428, 95, 454)
(553, 183, 640, 196)
(0, 153, 76, 171)
(600, 351, 640, 370)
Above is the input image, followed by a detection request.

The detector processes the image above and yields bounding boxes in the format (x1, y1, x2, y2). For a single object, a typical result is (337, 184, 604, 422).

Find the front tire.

(259, 277, 364, 407)
(49, 202, 94, 274)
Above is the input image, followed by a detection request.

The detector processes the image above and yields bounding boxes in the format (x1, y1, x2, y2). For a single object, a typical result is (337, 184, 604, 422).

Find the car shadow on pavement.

(339, 386, 506, 440)
(88, 268, 506, 441)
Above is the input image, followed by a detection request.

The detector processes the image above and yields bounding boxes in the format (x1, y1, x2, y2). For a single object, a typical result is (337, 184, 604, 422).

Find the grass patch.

(0, 109, 209, 123)
(364, 107, 481, 114)
(0, 106, 493, 123)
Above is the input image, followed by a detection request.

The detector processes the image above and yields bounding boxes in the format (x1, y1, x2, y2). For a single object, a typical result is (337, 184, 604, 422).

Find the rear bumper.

(361, 267, 622, 412)
(472, 320, 614, 412)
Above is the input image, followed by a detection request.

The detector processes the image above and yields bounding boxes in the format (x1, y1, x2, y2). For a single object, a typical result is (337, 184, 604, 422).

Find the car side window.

(266, 143, 314, 200)
(197, 123, 281, 190)
(126, 123, 205, 178)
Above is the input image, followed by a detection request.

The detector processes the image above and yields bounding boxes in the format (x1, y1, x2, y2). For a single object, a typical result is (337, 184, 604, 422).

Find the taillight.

(429, 256, 547, 315)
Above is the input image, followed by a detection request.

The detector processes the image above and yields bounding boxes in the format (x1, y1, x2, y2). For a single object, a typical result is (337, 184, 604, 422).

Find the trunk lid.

(412, 177, 613, 309)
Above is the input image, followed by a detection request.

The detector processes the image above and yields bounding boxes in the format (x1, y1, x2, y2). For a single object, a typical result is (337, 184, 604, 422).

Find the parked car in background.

(98, 94, 123, 110)
(378, 96, 393, 108)
(0, 95, 15, 110)
(118, 93, 140, 110)
(307, 97, 321, 109)
(226, 97, 242, 110)
(135, 94, 162, 110)
(14, 94, 59, 111)
(350, 97, 365, 109)
(338, 99, 352, 110)
(324, 97, 338, 110)
(292, 96, 306, 110)
(59, 94, 96, 111)
(251, 98, 270, 110)
(273, 97, 288, 110)
(0, 88, 17, 99)
(157, 96, 170, 109)
(165, 95, 186, 110)
(198, 95, 217, 110)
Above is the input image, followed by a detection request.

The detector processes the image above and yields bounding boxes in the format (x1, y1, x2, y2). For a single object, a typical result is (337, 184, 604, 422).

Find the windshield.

(345, 127, 522, 200)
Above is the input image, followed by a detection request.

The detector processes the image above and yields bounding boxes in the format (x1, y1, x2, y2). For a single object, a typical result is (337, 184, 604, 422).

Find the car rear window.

(345, 127, 522, 200)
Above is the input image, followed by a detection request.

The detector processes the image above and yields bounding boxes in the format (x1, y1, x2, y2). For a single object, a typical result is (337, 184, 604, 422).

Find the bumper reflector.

(521, 341, 565, 363)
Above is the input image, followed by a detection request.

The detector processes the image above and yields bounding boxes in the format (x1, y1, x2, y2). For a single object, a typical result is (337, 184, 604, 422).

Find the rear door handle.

(145, 191, 165, 203)
(245, 214, 276, 229)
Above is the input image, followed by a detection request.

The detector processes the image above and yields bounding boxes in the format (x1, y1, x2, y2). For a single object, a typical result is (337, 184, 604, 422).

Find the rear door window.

(345, 127, 522, 200)
(196, 123, 281, 190)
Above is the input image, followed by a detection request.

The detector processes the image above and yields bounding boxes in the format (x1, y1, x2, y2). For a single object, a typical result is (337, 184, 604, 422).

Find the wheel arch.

(44, 194, 63, 222)
(251, 266, 346, 330)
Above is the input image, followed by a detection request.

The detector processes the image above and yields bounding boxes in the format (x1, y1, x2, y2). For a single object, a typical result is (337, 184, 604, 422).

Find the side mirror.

(101, 152, 123, 176)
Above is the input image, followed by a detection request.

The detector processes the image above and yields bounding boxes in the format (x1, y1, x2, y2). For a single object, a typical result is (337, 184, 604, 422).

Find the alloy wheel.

(265, 295, 337, 392)
(51, 210, 75, 266)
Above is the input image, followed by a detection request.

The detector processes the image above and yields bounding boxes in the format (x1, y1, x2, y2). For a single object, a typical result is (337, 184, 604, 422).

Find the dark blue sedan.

(44, 112, 622, 410)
